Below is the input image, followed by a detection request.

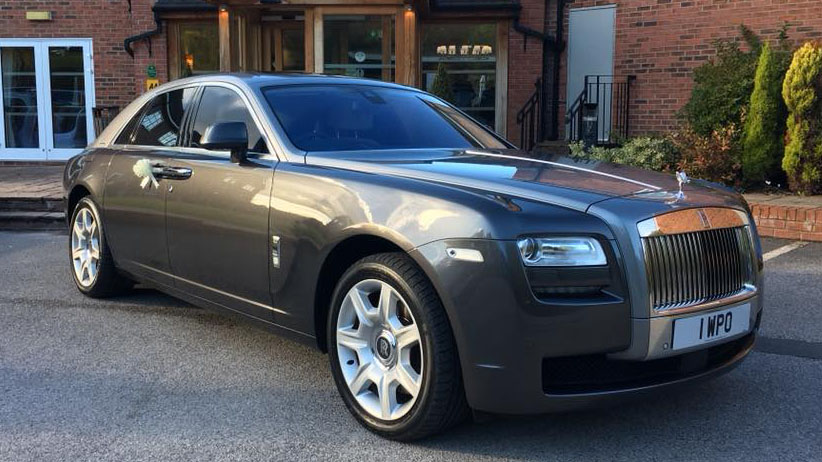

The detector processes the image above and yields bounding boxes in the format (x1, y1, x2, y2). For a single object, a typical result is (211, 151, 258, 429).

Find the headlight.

(516, 237, 607, 267)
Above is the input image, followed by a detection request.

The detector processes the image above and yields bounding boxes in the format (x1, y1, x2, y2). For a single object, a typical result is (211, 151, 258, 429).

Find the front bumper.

(411, 238, 762, 415)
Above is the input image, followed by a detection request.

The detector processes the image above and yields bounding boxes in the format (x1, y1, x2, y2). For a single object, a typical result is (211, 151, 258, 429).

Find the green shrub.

(570, 129, 745, 187)
(742, 43, 791, 185)
(678, 26, 762, 136)
(569, 136, 680, 172)
(782, 41, 822, 194)
(430, 62, 454, 103)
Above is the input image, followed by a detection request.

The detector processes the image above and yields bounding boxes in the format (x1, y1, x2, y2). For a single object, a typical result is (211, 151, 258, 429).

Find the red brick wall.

(506, 0, 547, 146)
(559, 0, 822, 137)
(0, 0, 168, 111)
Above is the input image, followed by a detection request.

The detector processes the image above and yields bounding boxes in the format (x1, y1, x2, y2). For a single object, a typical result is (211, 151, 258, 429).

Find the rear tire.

(327, 252, 468, 440)
(69, 196, 132, 298)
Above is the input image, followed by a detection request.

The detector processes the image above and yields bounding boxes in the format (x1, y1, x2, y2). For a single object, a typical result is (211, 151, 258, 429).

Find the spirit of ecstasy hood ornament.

(675, 170, 690, 200)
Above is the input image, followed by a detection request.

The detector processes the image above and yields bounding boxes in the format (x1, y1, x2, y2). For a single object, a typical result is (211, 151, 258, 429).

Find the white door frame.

(0, 38, 95, 161)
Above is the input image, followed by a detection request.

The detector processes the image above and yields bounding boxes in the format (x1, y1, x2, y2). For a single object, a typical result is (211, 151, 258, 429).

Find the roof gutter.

(124, 9, 162, 58)
(511, 0, 563, 52)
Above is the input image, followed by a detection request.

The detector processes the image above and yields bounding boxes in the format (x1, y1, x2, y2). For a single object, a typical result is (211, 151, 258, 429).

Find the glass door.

(0, 42, 46, 159)
(322, 15, 395, 82)
(43, 42, 95, 159)
(265, 21, 305, 72)
(0, 39, 94, 160)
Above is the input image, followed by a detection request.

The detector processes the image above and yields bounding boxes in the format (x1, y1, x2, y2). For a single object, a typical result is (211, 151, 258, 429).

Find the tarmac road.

(1, 231, 821, 461)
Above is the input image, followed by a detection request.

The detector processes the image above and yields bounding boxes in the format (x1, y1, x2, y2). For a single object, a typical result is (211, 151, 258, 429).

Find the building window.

(323, 15, 395, 82)
(179, 23, 219, 77)
(421, 23, 497, 129)
(265, 21, 305, 72)
(282, 28, 305, 72)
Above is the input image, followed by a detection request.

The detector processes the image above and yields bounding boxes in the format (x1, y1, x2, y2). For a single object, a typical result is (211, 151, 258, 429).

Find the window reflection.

(1, 47, 39, 148)
(422, 23, 497, 128)
(282, 27, 305, 71)
(323, 15, 395, 82)
(131, 88, 195, 147)
(179, 23, 219, 77)
(49, 46, 87, 148)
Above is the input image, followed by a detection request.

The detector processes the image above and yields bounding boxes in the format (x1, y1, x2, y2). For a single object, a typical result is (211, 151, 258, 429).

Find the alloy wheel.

(336, 279, 424, 421)
(71, 207, 100, 287)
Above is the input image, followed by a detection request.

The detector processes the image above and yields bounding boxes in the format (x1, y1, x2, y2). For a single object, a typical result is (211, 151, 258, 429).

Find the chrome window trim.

(191, 81, 281, 161)
(100, 79, 198, 148)
(102, 77, 288, 162)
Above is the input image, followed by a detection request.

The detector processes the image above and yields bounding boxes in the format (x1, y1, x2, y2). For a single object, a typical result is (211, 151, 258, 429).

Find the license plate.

(672, 303, 751, 350)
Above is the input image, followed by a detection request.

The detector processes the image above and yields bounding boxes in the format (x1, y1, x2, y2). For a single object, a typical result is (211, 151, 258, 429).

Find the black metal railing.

(92, 106, 120, 137)
(516, 78, 543, 152)
(566, 75, 635, 146)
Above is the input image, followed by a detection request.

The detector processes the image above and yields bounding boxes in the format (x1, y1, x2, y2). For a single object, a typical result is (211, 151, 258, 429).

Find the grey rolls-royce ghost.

(64, 74, 763, 440)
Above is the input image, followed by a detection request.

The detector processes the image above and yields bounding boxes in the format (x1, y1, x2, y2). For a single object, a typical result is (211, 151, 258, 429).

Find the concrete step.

(0, 211, 66, 231)
(0, 197, 65, 213)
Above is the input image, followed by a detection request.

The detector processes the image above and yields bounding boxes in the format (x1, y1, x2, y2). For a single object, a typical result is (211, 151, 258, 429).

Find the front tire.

(69, 196, 131, 298)
(327, 253, 468, 440)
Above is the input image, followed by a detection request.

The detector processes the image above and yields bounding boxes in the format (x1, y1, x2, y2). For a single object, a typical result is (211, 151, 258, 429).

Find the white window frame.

(0, 38, 95, 161)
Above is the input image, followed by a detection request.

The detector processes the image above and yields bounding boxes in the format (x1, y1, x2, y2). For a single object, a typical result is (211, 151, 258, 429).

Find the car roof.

(163, 72, 418, 92)
(91, 73, 426, 149)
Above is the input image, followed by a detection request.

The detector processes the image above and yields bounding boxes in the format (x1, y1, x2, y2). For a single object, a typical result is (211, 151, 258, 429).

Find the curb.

(0, 211, 66, 231)
(0, 197, 65, 212)
(750, 203, 822, 242)
(0, 197, 66, 231)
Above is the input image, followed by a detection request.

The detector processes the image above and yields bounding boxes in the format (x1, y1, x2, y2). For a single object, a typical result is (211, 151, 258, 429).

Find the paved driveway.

(1, 232, 821, 461)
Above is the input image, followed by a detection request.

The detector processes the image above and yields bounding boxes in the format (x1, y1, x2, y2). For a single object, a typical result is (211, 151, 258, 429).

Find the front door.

(0, 39, 95, 160)
(166, 84, 277, 322)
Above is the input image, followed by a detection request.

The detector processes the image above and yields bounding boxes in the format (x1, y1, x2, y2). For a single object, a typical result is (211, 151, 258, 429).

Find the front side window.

(188, 86, 267, 154)
(263, 84, 508, 152)
(130, 88, 195, 147)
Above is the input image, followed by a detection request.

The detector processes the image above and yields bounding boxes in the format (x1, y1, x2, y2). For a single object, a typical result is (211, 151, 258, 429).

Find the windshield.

(262, 84, 508, 152)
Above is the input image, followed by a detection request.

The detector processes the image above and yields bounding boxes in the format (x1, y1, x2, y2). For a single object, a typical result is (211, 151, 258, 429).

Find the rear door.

(103, 87, 196, 286)
(165, 84, 278, 322)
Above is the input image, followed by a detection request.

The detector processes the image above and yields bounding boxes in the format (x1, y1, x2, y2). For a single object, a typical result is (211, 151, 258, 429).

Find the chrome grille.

(641, 226, 755, 311)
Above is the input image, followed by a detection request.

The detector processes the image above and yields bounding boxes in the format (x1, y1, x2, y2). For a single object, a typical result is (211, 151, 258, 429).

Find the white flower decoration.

(133, 159, 159, 189)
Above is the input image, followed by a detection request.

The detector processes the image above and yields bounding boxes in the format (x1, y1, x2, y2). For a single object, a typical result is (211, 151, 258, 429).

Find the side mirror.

(200, 121, 248, 163)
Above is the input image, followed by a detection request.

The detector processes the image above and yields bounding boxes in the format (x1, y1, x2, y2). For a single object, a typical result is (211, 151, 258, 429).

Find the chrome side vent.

(641, 226, 755, 312)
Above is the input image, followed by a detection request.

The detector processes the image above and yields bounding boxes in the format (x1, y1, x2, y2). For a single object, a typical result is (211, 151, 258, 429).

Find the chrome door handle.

(152, 165, 192, 180)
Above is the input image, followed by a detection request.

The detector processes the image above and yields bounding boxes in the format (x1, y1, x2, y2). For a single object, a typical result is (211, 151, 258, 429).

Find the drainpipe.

(512, 0, 566, 141)
(124, 10, 162, 58)
(549, 0, 566, 141)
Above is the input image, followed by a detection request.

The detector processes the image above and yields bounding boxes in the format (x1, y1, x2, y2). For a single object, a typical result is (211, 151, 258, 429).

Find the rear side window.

(129, 88, 195, 147)
(188, 86, 267, 154)
(114, 104, 145, 145)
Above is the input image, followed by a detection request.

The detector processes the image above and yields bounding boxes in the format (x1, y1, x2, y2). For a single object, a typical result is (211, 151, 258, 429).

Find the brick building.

(559, 0, 822, 140)
(0, 0, 820, 162)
